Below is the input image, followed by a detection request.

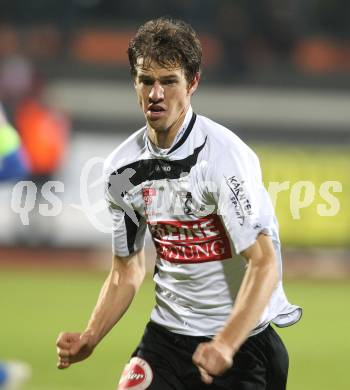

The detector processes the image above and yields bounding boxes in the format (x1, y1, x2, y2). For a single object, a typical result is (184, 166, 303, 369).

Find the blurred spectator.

(215, 0, 251, 76)
(0, 103, 28, 182)
(0, 55, 70, 246)
(15, 99, 69, 178)
(0, 55, 70, 182)
(0, 55, 35, 119)
(256, 0, 299, 56)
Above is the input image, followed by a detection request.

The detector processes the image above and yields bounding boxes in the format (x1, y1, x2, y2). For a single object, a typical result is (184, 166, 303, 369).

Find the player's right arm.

(56, 248, 146, 369)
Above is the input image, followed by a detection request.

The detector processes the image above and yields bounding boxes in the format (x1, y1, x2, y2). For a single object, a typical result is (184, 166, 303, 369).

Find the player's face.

(134, 59, 198, 132)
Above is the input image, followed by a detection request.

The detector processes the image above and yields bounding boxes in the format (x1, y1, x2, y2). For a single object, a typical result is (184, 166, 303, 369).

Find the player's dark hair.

(128, 17, 202, 83)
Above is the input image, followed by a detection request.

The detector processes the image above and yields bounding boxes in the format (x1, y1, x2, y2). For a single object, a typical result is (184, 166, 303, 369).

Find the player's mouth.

(147, 105, 166, 120)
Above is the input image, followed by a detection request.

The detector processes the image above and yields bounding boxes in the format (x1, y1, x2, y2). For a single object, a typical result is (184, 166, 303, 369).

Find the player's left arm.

(193, 233, 278, 384)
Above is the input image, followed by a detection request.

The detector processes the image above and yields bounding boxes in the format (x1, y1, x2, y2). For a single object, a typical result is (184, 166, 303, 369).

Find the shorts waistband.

(147, 321, 212, 345)
(147, 320, 272, 346)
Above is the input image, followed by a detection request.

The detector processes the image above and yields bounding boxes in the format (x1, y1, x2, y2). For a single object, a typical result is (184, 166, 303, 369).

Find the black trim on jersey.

(124, 210, 142, 254)
(109, 136, 207, 187)
(153, 265, 159, 277)
(145, 112, 196, 155)
(167, 112, 197, 154)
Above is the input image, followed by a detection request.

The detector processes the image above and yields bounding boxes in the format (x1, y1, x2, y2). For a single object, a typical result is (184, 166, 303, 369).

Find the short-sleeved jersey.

(104, 107, 301, 337)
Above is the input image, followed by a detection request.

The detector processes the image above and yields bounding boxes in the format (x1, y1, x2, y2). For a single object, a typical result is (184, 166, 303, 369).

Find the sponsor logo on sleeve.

(225, 175, 253, 226)
(118, 357, 153, 390)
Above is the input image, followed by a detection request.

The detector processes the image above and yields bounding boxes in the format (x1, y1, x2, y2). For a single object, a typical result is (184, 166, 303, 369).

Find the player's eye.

(142, 79, 154, 86)
(163, 79, 177, 85)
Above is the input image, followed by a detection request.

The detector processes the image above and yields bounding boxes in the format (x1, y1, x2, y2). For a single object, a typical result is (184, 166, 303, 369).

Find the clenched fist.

(192, 339, 234, 384)
(56, 332, 94, 369)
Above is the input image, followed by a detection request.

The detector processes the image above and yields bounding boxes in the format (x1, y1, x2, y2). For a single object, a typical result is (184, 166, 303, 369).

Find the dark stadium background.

(0, 1, 349, 389)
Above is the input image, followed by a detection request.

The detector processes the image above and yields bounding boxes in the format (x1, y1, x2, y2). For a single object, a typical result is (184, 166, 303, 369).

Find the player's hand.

(192, 339, 234, 385)
(56, 332, 94, 369)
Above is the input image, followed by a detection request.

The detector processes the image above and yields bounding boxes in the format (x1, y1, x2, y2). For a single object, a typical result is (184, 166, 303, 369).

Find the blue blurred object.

(0, 361, 31, 389)
(0, 364, 7, 385)
(0, 149, 29, 182)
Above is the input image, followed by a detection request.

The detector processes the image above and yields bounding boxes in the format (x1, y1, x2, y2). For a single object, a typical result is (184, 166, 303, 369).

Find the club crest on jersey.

(142, 187, 157, 205)
(177, 191, 196, 215)
(118, 357, 153, 390)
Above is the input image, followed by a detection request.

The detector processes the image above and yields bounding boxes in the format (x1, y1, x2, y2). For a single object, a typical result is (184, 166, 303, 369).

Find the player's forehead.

(135, 58, 185, 79)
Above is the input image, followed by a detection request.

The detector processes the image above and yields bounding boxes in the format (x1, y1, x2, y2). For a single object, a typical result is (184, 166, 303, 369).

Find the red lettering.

(211, 239, 226, 256)
(194, 243, 210, 258)
(201, 219, 220, 237)
(150, 215, 232, 264)
(167, 225, 180, 241)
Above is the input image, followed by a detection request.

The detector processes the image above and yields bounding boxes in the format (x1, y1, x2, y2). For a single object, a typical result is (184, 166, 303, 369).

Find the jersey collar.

(146, 106, 196, 157)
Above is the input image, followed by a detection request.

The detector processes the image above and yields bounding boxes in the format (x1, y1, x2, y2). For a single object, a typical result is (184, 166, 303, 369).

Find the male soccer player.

(56, 17, 301, 389)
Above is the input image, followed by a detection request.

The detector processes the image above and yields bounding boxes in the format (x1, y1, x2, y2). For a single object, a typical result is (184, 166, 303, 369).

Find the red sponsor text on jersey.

(150, 214, 232, 264)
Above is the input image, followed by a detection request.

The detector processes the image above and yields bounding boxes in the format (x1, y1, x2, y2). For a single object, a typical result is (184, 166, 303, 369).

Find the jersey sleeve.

(207, 141, 275, 254)
(103, 158, 147, 258)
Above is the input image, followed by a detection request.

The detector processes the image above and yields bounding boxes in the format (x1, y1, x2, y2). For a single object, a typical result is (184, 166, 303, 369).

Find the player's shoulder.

(103, 126, 146, 175)
(196, 114, 258, 162)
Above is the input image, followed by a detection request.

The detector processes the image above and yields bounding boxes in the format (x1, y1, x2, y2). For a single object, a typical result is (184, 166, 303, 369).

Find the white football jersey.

(104, 106, 302, 337)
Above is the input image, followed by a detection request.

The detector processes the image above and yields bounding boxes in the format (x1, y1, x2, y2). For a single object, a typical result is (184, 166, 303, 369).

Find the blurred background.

(0, 1, 349, 389)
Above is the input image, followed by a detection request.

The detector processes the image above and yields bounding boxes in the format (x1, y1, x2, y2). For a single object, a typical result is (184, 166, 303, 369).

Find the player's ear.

(187, 72, 200, 96)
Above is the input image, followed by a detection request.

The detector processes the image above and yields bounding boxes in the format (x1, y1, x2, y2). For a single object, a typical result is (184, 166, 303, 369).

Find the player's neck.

(148, 107, 187, 149)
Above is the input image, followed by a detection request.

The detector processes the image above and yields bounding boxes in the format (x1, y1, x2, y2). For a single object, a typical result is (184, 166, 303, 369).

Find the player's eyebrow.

(137, 74, 180, 82)
(159, 75, 179, 82)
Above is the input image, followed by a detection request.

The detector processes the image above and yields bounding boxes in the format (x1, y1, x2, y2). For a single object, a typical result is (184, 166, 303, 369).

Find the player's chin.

(146, 117, 168, 130)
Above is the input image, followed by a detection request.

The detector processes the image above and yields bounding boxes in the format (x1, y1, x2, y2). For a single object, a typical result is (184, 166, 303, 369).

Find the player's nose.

(149, 81, 164, 102)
